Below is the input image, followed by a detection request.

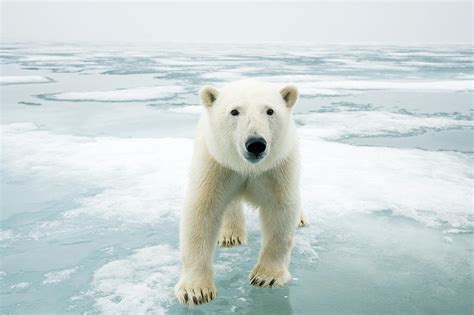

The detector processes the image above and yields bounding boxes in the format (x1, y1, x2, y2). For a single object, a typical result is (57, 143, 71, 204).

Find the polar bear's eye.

(230, 109, 239, 116)
(267, 109, 274, 116)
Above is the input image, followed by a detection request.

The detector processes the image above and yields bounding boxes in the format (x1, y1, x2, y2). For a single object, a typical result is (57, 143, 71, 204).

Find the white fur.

(175, 80, 307, 306)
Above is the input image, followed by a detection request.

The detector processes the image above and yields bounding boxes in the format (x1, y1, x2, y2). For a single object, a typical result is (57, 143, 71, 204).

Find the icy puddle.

(1, 43, 473, 314)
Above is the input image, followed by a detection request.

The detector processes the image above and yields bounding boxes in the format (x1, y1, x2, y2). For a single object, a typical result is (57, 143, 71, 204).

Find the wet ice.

(1, 43, 473, 314)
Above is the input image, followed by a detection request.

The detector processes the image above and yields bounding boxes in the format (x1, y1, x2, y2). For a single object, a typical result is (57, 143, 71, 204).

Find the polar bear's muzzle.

(244, 137, 267, 163)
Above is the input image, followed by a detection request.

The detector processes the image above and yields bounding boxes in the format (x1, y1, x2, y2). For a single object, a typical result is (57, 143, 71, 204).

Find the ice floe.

(290, 80, 474, 97)
(165, 105, 202, 114)
(297, 80, 473, 92)
(0, 75, 53, 85)
(38, 86, 186, 102)
(200, 74, 473, 96)
(296, 110, 474, 140)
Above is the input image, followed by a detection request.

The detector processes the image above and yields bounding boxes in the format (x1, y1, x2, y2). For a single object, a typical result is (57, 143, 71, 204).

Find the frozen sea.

(0, 43, 473, 314)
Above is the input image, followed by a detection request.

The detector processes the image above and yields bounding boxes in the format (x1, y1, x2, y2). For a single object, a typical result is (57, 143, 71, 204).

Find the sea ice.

(296, 110, 474, 140)
(10, 282, 30, 290)
(43, 266, 81, 285)
(294, 80, 474, 96)
(90, 245, 179, 314)
(38, 86, 186, 102)
(2, 122, 471, 231)
(1, 43, 472, 314)
(0, 75, 53, 85)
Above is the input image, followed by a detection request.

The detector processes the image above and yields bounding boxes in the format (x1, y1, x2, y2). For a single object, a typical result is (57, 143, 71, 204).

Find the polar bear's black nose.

(246, 137, 267, 155)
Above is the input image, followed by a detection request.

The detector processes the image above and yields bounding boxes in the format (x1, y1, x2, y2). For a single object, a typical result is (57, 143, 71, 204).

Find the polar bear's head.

(199, 79, 298, 174)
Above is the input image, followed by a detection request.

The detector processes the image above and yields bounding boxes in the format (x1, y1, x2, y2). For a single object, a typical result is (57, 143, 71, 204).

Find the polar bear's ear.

(280, 85, 298, 108)
(200, 85, 219, 107)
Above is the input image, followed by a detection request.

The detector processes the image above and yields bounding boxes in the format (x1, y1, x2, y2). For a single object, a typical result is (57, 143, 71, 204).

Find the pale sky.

(1, 1, 472, 44)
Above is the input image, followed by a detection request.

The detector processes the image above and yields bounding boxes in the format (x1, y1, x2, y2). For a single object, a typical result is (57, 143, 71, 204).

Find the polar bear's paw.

(249, 264, 291, 288)
(298, 212, 309, 227)
(175, 280, 217, 306)
(217, 227, 247, 247)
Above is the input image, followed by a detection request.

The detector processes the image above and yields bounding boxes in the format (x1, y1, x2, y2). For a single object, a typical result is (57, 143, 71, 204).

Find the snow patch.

(300, 137, 473, 228)
(1, 123, 191, 225)
(43, 266, 81, 285)
(165, 105, 202, 114)
(10, 282, 30, 289)
(90, 245, 179, 315)
(298, 86, 355, 97)
(2, 122, 472, 231)
(0, 230, 16, 242)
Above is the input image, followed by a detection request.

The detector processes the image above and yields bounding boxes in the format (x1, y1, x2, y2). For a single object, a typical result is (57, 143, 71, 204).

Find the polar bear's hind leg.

(298, 209, 309, 227)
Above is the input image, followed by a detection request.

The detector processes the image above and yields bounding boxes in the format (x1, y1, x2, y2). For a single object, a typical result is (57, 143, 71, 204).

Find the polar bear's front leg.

(247, 155, 300, 288)
(249, 203, 299, 288)
(218, 199, 247, 247)
(175, 200, 221, 305)
(175, 156, 241, 306)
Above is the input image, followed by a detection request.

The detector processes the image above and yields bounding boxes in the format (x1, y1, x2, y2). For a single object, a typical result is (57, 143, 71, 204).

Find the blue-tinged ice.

(1, 43, 473, 314)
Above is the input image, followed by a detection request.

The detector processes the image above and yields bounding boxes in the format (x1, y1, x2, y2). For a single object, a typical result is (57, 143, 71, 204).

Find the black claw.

(210, 291, 213, 300)
(251, 278, 258, 285)
(259, 280, 265, 287)
(269, 279, 276, 286)
(237, 238, 241, 245)
(192, 296, 198, 305)
(184, 292, 189, 302)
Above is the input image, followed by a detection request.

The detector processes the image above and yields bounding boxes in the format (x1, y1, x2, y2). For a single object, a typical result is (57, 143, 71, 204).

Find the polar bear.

(175, 79, 307, 306)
